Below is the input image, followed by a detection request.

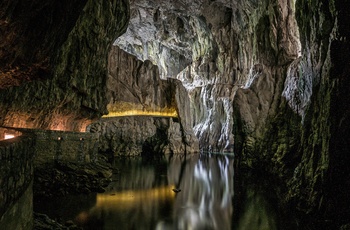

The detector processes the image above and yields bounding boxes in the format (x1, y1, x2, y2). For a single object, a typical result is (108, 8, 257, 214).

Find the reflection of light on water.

(74, 186, 176, 228)
(34, 155, 289, 229)
(174, 155, 234, 230)
(95, 185, 175, 208)
(4, 134, 15, 139)
(193, 156, 233, 210)
(75, 211, 89, 223)
(219, 156, 232, 208)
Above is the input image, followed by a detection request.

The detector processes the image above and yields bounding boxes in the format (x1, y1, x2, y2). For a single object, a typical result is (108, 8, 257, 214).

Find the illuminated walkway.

(102, 110, 178, 118)
(102, 102, 178, 118)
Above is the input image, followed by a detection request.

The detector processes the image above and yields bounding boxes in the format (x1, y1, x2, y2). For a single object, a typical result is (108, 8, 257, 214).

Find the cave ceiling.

(114, 0, 235, 81)
(0, 0, 89, 89)
(0, 0, 252, 88)
(0, 0, 234, 88)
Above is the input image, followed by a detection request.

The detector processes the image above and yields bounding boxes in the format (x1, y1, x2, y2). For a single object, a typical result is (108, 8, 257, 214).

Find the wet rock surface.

(33, 156, 113, 199)
(90, 116, 198, 157)
(233, 0, 350, 228)
(33, 155, 114, 229)
(115, 0, 238, 151)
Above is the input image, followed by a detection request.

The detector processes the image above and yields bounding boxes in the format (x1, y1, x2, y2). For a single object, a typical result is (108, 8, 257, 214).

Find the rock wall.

(90, 46, 199, 156)
(115, 0, 238, 151)
(291, 0, 350, 225)
(1, 0, 349, 227)
(114, 0, 349, 226)
(114, 0, 300, 152)
(233, 0, 350, 227)
(0, 133, 35, 230)
(90, 116, 198, 157)
(0, 0, 129, 131)
(32, 129, 99, 166)
(106, 46, 178, 116)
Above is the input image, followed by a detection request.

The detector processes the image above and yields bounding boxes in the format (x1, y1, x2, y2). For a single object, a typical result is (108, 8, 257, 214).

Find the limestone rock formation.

(232, 0, 301, 157)
(233, 0, 350, 227)
(1, 0, 350, 228)
(89, 46, 199, 156)
(114, 0, 301, 152)
(0, 0, 129, 131)
(114, 0, 350, 227)
(89, 116, 198, 157)
(114, 0, 237, 152)
(106, 46, 178, 116)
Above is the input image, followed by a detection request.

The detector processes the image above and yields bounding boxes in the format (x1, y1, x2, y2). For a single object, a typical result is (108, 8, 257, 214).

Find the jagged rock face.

(90, 116, 198, 156)
(233, 0, 350, 227)
(0, 0, 349, 226)
(0, 0, 129, 131)
(89, 46, 199, 155)
(232, 0, 301, 155)
(114, 0, 349, 226)
(115, 0, 237, 151)
(106, 46, 177, 116)
(115, 0, 301, 152)
(291, 0, 350, 225)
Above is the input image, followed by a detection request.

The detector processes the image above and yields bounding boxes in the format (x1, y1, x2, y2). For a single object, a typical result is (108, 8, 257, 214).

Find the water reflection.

(34, 154, 294, 229)
(73, 154, 235, 230)
(168, 155, 234, 230)
(234, 188, 278, 230)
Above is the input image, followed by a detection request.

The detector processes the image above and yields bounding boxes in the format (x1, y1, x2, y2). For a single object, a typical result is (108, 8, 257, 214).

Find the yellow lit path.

(102, 102, 178, 118)
(102, 110, 178, 118)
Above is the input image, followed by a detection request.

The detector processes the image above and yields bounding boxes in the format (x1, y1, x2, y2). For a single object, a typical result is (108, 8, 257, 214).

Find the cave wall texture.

(114, 0, 350, 227)
(0, 0, 129, 131)
(106, 46, 179, 116)
(89, 46, 199, 156)
(114, 0, 301, 152)
(233, 0, 350, 227)
(0, 0, 350, 227)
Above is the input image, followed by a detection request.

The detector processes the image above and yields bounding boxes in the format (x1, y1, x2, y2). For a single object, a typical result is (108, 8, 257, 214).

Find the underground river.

(34, 154, 298, 230)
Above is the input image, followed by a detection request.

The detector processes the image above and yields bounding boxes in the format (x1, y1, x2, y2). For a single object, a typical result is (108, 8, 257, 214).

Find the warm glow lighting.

(4, 134, 15, 140)
(103, 102, 178, 118)
(95, 186, 176, 208)
(102, 110, 178, 118)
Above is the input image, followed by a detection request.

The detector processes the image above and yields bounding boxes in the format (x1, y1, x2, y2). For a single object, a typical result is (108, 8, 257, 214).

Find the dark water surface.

(34, 154, 296, 230)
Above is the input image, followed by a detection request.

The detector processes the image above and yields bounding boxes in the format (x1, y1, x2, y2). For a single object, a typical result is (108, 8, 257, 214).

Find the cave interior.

(1, 0, 350, 229)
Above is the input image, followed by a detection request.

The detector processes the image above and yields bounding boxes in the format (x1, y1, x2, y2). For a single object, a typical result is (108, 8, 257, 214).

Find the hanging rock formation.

(114, 0, 301, 152)
(114, 0, 235, 152)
